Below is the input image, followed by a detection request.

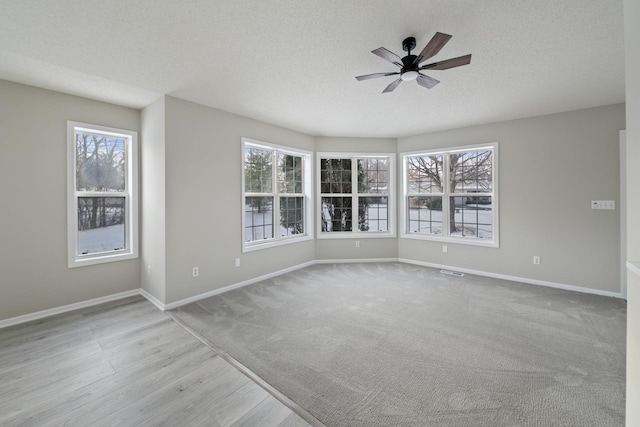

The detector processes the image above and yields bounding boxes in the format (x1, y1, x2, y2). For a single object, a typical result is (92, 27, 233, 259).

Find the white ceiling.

(0, 0, 625, 138)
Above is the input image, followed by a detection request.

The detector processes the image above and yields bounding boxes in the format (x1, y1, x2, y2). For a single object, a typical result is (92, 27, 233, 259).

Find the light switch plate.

(591, 200, 615, 210)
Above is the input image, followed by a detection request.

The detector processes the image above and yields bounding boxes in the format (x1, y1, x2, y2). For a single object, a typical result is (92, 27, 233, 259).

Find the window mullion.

(124, 139, 130, 194)
(272, 149, 279, 240)
(353, 157, 358, 234)
(405, 156, 413, 235)
(301, 155, 305, 196)
(273, 191, 280, 240)
(442, 154, 450, 238)
(77, 191, 127, 197)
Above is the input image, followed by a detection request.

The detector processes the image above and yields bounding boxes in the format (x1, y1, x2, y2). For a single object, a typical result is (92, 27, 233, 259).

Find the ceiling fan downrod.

(401, 37, 419, 81)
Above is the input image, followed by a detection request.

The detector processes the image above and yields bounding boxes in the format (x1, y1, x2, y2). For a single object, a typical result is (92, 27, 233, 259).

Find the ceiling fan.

(356, 32, 471, 93)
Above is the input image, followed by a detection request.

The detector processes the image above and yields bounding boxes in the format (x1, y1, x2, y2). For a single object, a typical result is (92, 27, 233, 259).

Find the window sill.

(401, 232, 499, 248)
(243, 234, 314, 253)
(317, 232, 397, 240)
(69, 251, 138, 268)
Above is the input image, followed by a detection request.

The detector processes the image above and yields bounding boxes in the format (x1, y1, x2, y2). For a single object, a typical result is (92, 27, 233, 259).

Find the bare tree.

(407, 151, 492, 233)
(319, 158, 374, 232)
(76, 134, 126, 230)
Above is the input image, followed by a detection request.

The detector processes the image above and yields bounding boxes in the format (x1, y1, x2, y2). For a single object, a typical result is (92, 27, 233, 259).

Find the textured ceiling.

(0, 0, 625, 137)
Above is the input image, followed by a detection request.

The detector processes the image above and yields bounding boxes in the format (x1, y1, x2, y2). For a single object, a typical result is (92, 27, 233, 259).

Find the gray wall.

(141, 97, 166, 302)
(160, 96, 316, 304)
(398, 104, 625, 294)
(624, 0, 640, 422)
(0, 80, 627, 329)
(0, 80, 141, 320)
(314, 136, 399, 261)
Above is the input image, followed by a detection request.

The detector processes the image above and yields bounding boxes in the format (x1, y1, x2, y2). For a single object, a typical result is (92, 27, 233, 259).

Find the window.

(402, 143, 498, 247)
(67, 121, 138, 267)
(318, 153, 395, 238)
(242, 138, 312, 251)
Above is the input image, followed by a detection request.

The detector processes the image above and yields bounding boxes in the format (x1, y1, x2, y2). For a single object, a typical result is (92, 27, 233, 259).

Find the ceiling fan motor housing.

(400, 55, 419, 80)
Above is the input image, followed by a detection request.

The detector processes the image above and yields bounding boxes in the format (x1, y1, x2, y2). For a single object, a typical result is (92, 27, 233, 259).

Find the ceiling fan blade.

(372, 47, 403, 67)
(413, 32, 452, 65)
(420, 54, 472, 71)
(355, 72, 400, 81)
(382, 78, 403, 93)
(416, 74, 440, 89)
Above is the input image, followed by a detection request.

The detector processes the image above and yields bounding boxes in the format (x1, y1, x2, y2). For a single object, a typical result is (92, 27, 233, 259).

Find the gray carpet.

(172, 262, 626, 426)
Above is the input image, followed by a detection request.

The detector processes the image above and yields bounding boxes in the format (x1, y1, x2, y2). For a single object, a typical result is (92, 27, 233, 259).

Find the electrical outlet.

(442, 245, 448, 253)
(355, 241, 360, 248)
(192, 266, 199, 277)
(147, 265, 151, 276)
(533, 256, 541, 265)
(235, 258, 241, 267)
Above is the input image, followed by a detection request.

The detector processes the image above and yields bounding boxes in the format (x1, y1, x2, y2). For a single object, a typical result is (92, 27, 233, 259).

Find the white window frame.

(67, 121, 139, 268)
(242, 138, 313, 252)
(401, 142, 499, 248)
(317, 152, 396, 239)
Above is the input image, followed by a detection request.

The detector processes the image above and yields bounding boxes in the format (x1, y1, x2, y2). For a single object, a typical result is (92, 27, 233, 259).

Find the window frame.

(401, 142, 499, 248)
(67, 121, 139, 268)
(316, 152, 396, 239)
(241, 138, 313, 252)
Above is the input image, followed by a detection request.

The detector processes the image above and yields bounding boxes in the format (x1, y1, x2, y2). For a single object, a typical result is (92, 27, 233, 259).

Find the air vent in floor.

(440, 269, 464, 277)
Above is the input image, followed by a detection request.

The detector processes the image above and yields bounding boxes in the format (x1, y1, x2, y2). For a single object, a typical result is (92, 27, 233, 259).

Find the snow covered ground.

(245, 203, 492, 240)
(78, 224, 125, 254)
(408, 206, 493, 238)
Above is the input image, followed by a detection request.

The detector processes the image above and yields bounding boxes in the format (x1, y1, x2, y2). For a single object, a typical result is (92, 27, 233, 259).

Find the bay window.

(402, 143, 498, 247)
(242, 138, 312, 251)
(318, 153, 395, 238)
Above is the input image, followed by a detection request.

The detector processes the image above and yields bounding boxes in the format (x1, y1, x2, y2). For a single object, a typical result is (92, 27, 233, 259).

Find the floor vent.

(440, 269, 464, 277)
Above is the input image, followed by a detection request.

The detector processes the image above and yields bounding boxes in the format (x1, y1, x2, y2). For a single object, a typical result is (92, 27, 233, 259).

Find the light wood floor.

(0, 296, 311, 427)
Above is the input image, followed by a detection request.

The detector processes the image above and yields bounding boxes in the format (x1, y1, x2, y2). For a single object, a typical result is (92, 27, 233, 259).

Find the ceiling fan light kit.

(401, 70, 419, 81)
(356, 32, 471, 93)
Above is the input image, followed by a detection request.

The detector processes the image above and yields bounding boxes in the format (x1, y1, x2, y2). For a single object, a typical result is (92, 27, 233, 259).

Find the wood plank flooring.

(0, 296, 311, 427)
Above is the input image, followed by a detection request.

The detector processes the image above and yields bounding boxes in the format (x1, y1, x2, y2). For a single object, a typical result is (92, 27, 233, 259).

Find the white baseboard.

(399, 258, 624, 299)
(315, 257, 399, 264)
(0, 289, 141, 329)
(140, 288, 166, 311)
(162, 260, 317, 311)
